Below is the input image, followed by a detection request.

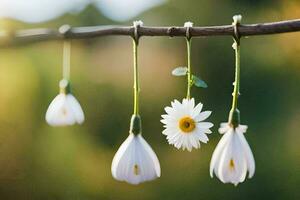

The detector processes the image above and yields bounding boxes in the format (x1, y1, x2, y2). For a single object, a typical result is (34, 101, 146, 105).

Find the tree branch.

(0, 19, 300, 47)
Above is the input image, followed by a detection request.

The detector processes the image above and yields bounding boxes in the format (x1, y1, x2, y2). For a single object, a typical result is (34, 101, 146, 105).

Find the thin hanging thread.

(63, 40, 71, 80)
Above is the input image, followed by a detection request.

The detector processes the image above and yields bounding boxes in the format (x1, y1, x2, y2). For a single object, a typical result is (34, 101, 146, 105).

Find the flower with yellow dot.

(161, 22, 213, 151)
(161, 98, 213, 151)
(45, 79, 84, 126)
(210, 15, 255, 185)
(209, 123, 255, 186)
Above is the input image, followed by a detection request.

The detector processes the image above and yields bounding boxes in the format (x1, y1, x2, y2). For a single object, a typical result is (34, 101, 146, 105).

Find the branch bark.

(0, 19, 300, 47)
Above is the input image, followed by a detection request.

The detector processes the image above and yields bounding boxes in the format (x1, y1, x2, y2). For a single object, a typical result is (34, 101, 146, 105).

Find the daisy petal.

(195, 111, 212, 122)
(197, 122, 214, 129)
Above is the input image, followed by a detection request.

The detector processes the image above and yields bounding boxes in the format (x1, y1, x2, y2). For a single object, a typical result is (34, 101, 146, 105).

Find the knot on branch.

(167, 27, 177, 37)
(133, 20, 143, 44)
(184, 21, 193, 40)
(59, 24, 72, 39)
(232, 14, 242, 43)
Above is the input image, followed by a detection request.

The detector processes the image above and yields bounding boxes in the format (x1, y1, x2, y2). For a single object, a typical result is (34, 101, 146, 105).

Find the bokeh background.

(0, 0, 299, 199)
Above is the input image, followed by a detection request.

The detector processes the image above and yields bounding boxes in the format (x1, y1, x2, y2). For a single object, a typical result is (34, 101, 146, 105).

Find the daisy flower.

(210, 122, 255, 186)
(111, 115, 161, 185)
(45, 79, 84, 126)
(161, 98, 213, 151)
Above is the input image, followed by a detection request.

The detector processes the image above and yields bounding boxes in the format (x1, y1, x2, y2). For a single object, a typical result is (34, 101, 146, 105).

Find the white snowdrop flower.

(161, 98, 213, 151)
(45, 79, 84, 126)
(210, 123, 255, 186)
(111, 115, 160, 185)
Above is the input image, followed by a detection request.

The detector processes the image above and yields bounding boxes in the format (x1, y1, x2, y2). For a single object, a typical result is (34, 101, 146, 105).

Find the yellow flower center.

(229, 159, 235, 170)
(62, 108, 68, 116)
(133, 164, 140, 175)
(179, 116, 196, 133)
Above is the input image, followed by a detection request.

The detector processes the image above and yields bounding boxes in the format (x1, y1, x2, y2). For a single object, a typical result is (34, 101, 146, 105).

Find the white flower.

(111, 133, 161, 185)
(210, 123, 255, 186)
(161, 98, 213, 151)
(45, 80, 84, 126)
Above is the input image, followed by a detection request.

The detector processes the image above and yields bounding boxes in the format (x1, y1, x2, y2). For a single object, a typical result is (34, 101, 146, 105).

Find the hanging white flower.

(45, 79, 84, 126)
(111, 133, 161, 185)
(210, 123, 255, 186)
(161, 98, 213, 151)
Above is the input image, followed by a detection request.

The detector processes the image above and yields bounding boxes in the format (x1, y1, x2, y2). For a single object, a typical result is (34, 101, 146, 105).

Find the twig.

(0, 19, 300, 47)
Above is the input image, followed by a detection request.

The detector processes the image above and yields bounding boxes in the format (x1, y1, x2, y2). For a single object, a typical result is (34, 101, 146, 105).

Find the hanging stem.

(63, 40, 71, 80)
(186, 38, 192, 99)
(229, 39, 241, 127)
(133, 39, 139, 115)
(231, 41, 240, 110)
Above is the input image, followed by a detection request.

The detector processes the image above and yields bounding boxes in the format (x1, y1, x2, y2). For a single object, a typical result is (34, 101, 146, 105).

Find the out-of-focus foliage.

(0, 0, 299, 200)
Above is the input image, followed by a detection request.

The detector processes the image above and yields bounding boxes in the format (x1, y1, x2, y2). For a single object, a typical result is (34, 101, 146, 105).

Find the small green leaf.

(192, 75, 208, 88)
(172, 67, 188, 76)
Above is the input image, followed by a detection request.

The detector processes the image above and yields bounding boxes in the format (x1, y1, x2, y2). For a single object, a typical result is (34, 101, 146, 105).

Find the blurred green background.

(0, 0, 300, 199)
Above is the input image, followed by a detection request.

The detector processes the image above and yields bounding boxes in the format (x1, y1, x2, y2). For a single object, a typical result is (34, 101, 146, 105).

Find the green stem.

(186, 38, 192, 99)
(63, 40, 71, 80)
(133, 39, 139, 115)
(229, 39, 241, 127)
(231, 41, 240, 110)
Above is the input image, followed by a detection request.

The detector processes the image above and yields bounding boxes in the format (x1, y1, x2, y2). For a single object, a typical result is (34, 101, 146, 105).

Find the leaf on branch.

(192, 75, 208, 88)
(172, 67, 188, 76)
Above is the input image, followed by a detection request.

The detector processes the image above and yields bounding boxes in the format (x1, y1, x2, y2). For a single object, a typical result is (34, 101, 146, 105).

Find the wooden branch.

(0, 19, 300, 47)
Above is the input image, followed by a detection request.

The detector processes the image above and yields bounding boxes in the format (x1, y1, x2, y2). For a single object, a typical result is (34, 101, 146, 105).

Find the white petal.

(137, 135, 161, 177)
(187, 98, 195, 113)
(230, 133, 247, 184)
(66, 94, 85, 124)
(194, 130, 209, 143)
(197, 122, 214, 129)
(237, 131, 255, 178)
(111, 134, 134, 179)
(192, 102, 203, 117)
(45, 93, 76, 126)
(209, 130, 233, 177)
(171, 99, 181, 110)
(218, 123, 230, 134)
(217, 132, 235, 183)
(111, 134, 160, 185)
(164, 106, 173, 115)
(195, 111, 212, 122)
(236, 124, 248, 134)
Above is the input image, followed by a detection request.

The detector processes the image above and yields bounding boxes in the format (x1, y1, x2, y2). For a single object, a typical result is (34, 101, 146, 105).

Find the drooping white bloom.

(210, 123, 255, 186)
(161, 98, 213, 151)
(111, 133, 161, 185)
(45, 80, 84, 126)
